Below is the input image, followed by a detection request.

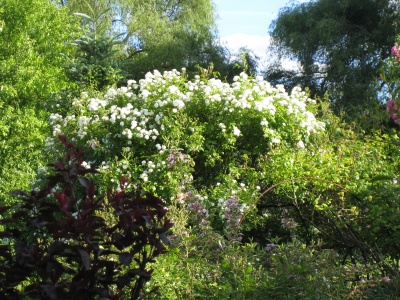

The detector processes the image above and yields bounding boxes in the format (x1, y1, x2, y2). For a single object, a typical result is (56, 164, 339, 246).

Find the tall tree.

(266, 0, 400, 116)
(59, 0, 229, 81)
(63, 8, 123, 90)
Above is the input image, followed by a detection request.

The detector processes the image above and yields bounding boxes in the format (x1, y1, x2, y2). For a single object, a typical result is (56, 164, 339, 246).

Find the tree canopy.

(58, 0, 230, 81)
(266, 0, 400, 116)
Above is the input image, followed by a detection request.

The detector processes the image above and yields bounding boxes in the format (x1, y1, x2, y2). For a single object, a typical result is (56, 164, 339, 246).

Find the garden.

(1, 0, 400, 299)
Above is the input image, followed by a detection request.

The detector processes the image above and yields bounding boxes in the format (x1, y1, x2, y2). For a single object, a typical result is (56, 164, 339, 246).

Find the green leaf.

(245, 265, 253, 273)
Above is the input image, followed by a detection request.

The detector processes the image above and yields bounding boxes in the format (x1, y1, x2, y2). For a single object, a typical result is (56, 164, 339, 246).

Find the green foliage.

(0, 0, 79, 108)
(262, 240, 349, 299)
(267, 0, 400, 117)
(61, 0, 230, 81)
(120, 0, 230, 80)
(250, 101, 400, 259)
(0, 1, 81, 209)
(379, 35, 400, 102)
(0, 105, 49, 205)
(146, 196, 270, 300)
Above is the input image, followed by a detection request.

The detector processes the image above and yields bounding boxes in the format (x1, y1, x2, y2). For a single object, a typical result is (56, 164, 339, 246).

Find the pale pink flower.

(391, 45, 400, 58)
(297, 140, 305, 148)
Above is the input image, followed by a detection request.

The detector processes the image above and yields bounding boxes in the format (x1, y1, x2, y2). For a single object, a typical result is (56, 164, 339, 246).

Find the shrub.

(45, 69, 325, 237)
(0, 135, 172, 299)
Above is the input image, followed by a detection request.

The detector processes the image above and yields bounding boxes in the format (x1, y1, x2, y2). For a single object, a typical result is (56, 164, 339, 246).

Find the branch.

(127, 49, 146, 59)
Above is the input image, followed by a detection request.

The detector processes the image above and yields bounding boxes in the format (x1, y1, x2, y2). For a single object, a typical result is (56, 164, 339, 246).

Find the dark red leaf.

(163, 219, 174, 230)
(0, 247, 12, 260)
(80, 168, 101, 174)
(117, 275, 130, 287)
(54, 192, 68, 210)
(48, 260, 65, 284)
(2, 134, 173, 298)
(159, 233, 171, 246)
(31, 219, 49, 228)
(41, 284, 58, 300)
(58, 135, 67, 146)
(87, 184, 96, 199)
(78, 249, 91, 270)
(0, 231, 13, 238)
(54, 162, 65, 170)
(128, 268, 152, 280)
(6, 267, 31, 283)
(142, 216, 152, 227)
(130, 197, 164, 207)
(95, 287, 110, 298)
(12, 210, 28, 219)
(47, 241, 64, 258)
(78, 176, 91, 188)
(119, 252, 133, 265)
(69, 168, 79, 176)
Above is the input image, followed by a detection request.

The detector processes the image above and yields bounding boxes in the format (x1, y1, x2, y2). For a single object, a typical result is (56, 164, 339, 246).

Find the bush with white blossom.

(46, 69, 325, 231)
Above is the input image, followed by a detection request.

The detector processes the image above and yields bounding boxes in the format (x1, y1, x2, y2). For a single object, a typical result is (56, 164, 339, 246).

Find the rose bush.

(45, 69, 325, 232)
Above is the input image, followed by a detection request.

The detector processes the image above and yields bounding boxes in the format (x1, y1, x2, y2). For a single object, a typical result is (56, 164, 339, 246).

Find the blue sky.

(215, 0, 294, 37)
(214, 0, 310, 67)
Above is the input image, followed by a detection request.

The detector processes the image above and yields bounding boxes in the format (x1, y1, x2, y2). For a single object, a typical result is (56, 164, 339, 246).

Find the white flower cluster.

(185, 72, 325, 139)
(139, 159, 161, 182)
(46, 69, 325, 183)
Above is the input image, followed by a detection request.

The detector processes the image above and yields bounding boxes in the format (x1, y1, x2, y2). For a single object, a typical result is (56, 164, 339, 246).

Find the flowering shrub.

(43, 69, 325, 245)
(47, 69, 324, 195)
